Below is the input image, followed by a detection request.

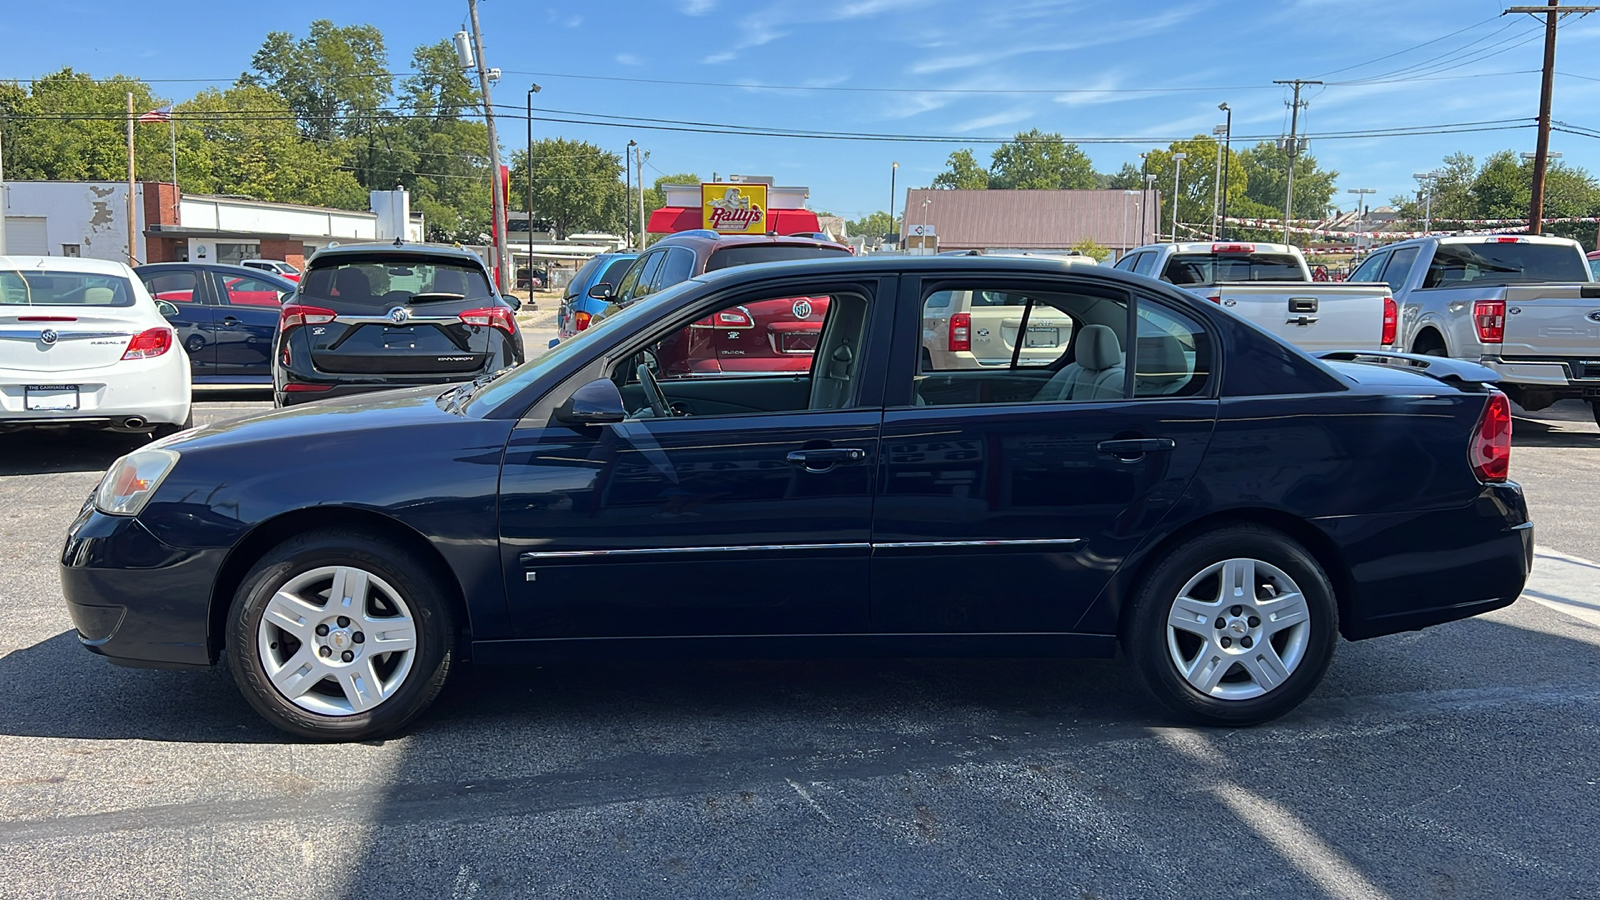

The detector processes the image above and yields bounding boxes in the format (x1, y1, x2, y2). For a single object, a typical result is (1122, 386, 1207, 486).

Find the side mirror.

(506, 295, 523, 311)
(554, 377, 626, 426)
(587, 283, 614, 301)
(155, 300, 179, 319)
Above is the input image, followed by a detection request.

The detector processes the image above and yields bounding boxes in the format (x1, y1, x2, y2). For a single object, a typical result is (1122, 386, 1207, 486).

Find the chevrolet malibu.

(61, 256, 1532, 741)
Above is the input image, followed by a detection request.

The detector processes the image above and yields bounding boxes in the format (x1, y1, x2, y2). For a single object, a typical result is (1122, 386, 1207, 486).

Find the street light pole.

(1348, 187, 1375, 251)
(1171, 152, 1187, 243)
(1218, 102, 1232, 240)
(1143, 173, 1157, 245)
(1211, 124, 1227, 238)
(625, 139, 636, 247)
(1412, 170, 1441, 235)
(889, 162, 898, 244)
(1121, 190, 1133, 257)
(525, 83, 540, 291)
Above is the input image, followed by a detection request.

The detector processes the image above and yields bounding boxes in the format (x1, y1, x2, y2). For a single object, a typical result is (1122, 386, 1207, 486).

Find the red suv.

(587, 231, 852, 376)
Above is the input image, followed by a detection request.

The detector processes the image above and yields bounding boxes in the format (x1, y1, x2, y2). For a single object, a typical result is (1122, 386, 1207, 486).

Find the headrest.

(1076, 324, 1122, 371)
(1137, 334, 1187, 384)
(333, 268, 371, 299)
(432, 268, 468, 295)
(84, 287, 115, 305)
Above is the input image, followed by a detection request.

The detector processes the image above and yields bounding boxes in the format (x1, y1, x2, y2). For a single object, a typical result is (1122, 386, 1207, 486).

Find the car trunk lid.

(0, 309, 140, 372)
(1498, 283, 1600, 359)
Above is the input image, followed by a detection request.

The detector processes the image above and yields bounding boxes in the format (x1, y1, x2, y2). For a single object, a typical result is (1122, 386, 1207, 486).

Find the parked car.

(585, 231, 853, 376)
(1114, 241, 1396, 353)
(2, 256, 191, 437)
(1365, 234, 1600, 423)
(240, 259, 301, 282)
(555, 252, 638, 343)
(273, 242, 525, 407)
(136, 262, 295, 388)
(62, 255, 1530, 741)
(515, 267, 547, 291)
(922, 255, 1098, 370)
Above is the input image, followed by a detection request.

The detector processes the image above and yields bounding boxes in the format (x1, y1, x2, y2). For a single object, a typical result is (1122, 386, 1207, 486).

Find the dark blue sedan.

(135, 262, 295, 387)
(62, 256, 1532, 741)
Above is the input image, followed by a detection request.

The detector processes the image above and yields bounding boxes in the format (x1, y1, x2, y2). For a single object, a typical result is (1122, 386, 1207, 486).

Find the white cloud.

(951, 107, 1036, 133)
(680, 0, 717, 13)
(701, 0, 926, 65)
(615, 53, 643, 66)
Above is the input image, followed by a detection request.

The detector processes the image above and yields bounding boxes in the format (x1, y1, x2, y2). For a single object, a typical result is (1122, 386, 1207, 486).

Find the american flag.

(136, 105, 172, 124)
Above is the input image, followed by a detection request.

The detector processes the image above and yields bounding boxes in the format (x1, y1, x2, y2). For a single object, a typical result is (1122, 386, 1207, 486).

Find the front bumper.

(60, 502, 224, 668)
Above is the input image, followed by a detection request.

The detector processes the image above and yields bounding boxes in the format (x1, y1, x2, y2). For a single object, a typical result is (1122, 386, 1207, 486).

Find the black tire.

(150, 411, 194, 441)
(1412, 332, 1447, 357)
(1123, 525, 1338, 726)
(225, 529, 456, 741)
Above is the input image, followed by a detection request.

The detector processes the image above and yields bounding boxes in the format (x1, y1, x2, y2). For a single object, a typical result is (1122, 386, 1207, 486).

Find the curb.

(1522, 548, 1600, 629)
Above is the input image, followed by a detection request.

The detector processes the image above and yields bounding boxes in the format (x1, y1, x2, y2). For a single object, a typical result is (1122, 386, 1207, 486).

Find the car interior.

(0, 273, 135, 307)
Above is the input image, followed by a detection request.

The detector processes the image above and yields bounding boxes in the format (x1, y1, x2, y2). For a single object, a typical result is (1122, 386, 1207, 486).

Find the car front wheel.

(226, 529, 456, 741)
(1125, 525, 1338, 726)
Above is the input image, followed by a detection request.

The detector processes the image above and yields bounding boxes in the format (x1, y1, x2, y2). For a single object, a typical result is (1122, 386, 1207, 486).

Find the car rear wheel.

(226, 529, 455, 741)
(1124, 525, 1338, 726)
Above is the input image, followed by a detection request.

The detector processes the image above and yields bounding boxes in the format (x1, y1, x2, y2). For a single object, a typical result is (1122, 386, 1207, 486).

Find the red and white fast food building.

(646, 180, 824, 237)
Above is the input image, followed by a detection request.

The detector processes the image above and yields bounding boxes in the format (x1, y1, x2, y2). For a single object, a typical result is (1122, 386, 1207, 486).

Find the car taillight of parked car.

(1382, 296, 1397, 346)
(279, 304, 337, 333)
(1470, 391, 1512, 483)
(1473, 300, 1505, 344)
(949, 313, 971, 352)
(122, 327, 173, 360)
(573, 310, 592, 331)
(458, 307, 516, 334)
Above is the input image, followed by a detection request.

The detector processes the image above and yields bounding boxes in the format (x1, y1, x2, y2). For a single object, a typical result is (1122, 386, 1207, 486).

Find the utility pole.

(888, 161, 898, 244)
(526, 82, 540, 291)
(636, 145, 647, 249)
(625, 140, 635, 247)
(466, 0, 509, 291)
(126, 92, 137, 265)
(1504, 3, 1599, 234)
(1274, 79, 1320, 244)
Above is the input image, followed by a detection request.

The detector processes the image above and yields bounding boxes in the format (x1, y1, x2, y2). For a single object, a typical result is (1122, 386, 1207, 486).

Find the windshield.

(0, 271, 136, 307)
(1422, 241, 1591, 288)
(301, 257, 494, 306)
(705, 244, 852, 271)
(1163, 254, 1304, 285)
(467, 277, 704, 417)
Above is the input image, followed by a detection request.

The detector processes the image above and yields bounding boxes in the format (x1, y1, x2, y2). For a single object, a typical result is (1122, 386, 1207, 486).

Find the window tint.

(565, 255, 603, 299)
(1379, 246, 1420, 291)
(1421, 241, 1590, 288)
(0, 271, 135, 307)
(1163, 254, 1303, 285)
(220, 274, 290, 307)
(704, 243, 851, 271)
(141, 270, 201, 304)
(1132, 252, 1159, 276)
(653, 247, 696, 291)
(610, 258, 647, 305)
(597, 257, 636, 292)
(1347, 252, 1389, 284)
(1134, 301, 1212, 398)
(300, 258, 492, 306)
(624, 252, 667, 303)
(914, 286, 1127, 406)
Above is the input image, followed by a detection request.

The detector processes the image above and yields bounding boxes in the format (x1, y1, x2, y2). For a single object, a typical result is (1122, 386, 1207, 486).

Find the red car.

(588, 231, 852, 377)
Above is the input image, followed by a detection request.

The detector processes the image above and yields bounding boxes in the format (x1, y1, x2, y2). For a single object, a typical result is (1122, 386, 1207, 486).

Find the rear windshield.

(1422, 242, 1591, 287)
(0, 271, 135, 307)
(705, 244, 851, 271)
(301, 257, 493, 306)
(1163, 254, 1304, 285)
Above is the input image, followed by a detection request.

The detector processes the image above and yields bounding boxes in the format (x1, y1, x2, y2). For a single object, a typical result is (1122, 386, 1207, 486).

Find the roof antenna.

(394, 236, 404, 247)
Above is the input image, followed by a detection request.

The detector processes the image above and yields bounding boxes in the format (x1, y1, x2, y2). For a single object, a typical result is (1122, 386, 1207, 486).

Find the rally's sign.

(702, 183, 768, 234)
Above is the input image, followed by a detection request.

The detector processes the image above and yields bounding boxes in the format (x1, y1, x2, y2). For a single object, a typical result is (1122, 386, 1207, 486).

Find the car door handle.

(786, 447, 868, 470)
(221, 316, 240, 327)
(1096, 438, 1176, 459)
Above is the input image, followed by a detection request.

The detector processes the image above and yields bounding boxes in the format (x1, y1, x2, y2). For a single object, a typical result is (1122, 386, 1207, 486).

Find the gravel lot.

(2, 384, 1598, 899)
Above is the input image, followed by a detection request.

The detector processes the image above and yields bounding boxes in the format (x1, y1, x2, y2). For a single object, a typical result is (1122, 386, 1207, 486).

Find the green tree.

(244, 20, 391, 143)
(507, 138, 625, 239)
(1391, 152, 1477, 223)
(395, 40, 492, 242)
(930, 149, 989, 190)
(847, 211, 899, 241)
(1233, 141, 1338, 221)
(1104, 162, 1145, 191)
(174, 85, 364, 208)
(1069, 237, 1110, 261)
(642, 172, 701, 224)
(0, 68, 168, 182)
(988, 129, 1099, 190)
(1139, 137, 1249, 238)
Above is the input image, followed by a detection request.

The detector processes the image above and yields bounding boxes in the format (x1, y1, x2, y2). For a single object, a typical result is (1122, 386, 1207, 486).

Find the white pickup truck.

(1113, 241, 1396, 352)
(1354, 233, 1600, 423)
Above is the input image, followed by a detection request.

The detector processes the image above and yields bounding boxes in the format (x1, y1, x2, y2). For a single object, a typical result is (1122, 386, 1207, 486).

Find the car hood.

(160, 385, 474, 454)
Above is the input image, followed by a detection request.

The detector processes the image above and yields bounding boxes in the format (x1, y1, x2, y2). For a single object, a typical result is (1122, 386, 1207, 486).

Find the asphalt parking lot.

(2, 388, 1598, 898)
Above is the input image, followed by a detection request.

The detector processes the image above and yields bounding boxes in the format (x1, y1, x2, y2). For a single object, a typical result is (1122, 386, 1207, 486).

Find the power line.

(1330, 20, 1540, 84)
(1312, 14, 1506, 78)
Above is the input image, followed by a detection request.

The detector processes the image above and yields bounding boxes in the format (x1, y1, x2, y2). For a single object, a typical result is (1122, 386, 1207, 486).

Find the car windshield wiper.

(444, 366, 513, 412)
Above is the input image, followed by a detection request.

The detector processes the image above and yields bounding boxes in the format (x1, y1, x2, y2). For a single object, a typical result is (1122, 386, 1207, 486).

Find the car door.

(208, 271, 289, 378)
(497, 274, 894, 639)
(872, 274, 1219, 634)
(137, 267, 216, 376)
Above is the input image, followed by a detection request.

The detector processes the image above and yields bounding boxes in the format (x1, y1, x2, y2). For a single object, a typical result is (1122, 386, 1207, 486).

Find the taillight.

(279, 304, 337, 332)
(949, 313, 971, 352)
(716, 308, 754, 327)
(459, 306, 517, 333)
(1492, 236, 1525, 243)
(1473, 300, 1505, 343)
(1470, 391, 1512, 483)
(573, 310, 592, 331)
(1207, 295, 1222, 304)
(122, 327, 173, 360)
(1211, 243, 1255, 253)
(1381, 296, 1397, 346)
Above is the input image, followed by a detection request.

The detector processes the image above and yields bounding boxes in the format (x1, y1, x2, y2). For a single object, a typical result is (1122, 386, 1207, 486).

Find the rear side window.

(565, 256, 603, 299)
(1379, 247, 1421, 291)
(1132, 252, 1159, 276)
(301, 258, 492, 306)
(141, 271, 201, 304)
(653, 247, 696, 291)
(1421, 241, 1590, 288)
(1134, 301, 1212, 398)
(0, 271, 134, 307)
(705, 244, 851, 271)
(1163, 254, 1303, 285)
(597, 257, 636, 292)
(623, 252, 667, 303)
(1347, 252, 1389, 284)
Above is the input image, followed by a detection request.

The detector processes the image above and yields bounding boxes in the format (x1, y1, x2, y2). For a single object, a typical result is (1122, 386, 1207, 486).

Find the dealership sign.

(702, 183, 768, 234)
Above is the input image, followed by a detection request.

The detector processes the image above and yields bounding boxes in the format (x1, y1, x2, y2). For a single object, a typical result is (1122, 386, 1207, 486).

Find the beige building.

(901, 189, 1164, 257)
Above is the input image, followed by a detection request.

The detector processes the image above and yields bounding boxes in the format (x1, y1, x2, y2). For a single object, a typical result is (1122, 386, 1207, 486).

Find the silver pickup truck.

(1114, 241, 1396, 352)
(1355, 234, 1600, 423)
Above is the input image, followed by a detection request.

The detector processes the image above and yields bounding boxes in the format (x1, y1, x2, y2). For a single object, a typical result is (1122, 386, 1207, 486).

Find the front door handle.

(786, 447, 868, 470)
(1096, 438, 1176, 460)
(222, 316, 240, 327)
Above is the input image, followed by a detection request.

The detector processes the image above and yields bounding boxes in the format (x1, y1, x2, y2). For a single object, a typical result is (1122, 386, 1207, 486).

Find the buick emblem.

(791, 299, 813, 320)
(1588, 311, 1600, 324)
(387, 306, 410, 326)
(40, 328, 58, 345)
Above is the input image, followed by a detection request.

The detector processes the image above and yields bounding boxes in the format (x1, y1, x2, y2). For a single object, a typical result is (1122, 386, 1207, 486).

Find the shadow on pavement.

(1512, 415, 1597, 449)
(0, 431, 144, 476)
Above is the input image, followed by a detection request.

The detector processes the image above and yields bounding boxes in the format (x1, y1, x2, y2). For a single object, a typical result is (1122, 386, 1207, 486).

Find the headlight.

(95, 448, 180, 517)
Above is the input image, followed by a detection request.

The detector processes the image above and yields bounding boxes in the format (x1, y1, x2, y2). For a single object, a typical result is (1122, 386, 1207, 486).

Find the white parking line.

(1522, 548, 1600, 630)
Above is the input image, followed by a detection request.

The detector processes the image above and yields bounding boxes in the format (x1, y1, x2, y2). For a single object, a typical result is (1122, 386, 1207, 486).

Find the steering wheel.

(636, 363, 670, 418)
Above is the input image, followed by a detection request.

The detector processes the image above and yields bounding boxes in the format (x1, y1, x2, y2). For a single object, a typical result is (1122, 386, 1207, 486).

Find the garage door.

(4, 217, 49, 256)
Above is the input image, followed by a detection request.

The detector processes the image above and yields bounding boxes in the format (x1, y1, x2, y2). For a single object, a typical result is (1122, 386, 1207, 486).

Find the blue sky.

(5, 0, 1600, 222)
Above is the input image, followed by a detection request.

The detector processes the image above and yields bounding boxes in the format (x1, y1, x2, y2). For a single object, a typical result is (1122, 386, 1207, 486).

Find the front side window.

(1347, 251, 1389, 284)
(299, 257, 493, 306)
(140, 270, 201, 304)
(1379, 246, 1421, 292)
(0, 271, 135, 307)
(1132, 252, 1159, 276)
(653, 247, 696, 292)
(620, 252, 666, 305)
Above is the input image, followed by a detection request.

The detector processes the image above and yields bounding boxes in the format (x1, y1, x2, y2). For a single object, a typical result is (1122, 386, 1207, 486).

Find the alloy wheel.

(1164, 557, 1312, 701)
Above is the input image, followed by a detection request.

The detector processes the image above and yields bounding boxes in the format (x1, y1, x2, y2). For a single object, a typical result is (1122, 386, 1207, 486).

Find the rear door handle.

(786, 447, 869, 470)
(1096, 438, 1176, 459)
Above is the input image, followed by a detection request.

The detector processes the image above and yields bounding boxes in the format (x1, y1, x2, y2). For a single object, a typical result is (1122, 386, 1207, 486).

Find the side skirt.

(470, 632, 1118, 665)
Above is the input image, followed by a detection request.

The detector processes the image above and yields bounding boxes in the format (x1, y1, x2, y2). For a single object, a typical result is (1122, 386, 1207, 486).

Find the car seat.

(1034, 324, 1124, 402)
(332, 268, 373, 303)
(1134, 333, 1189, 396)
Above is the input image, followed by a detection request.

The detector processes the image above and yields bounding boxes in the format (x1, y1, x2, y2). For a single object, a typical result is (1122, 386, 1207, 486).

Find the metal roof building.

(901, 188, 1164, 256)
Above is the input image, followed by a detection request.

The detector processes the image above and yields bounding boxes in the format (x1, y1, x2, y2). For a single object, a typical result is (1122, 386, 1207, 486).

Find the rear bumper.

(0, 353, 191, 428)
(1318, 482, 1533, 640)
(1480, 358, 1600, 396)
